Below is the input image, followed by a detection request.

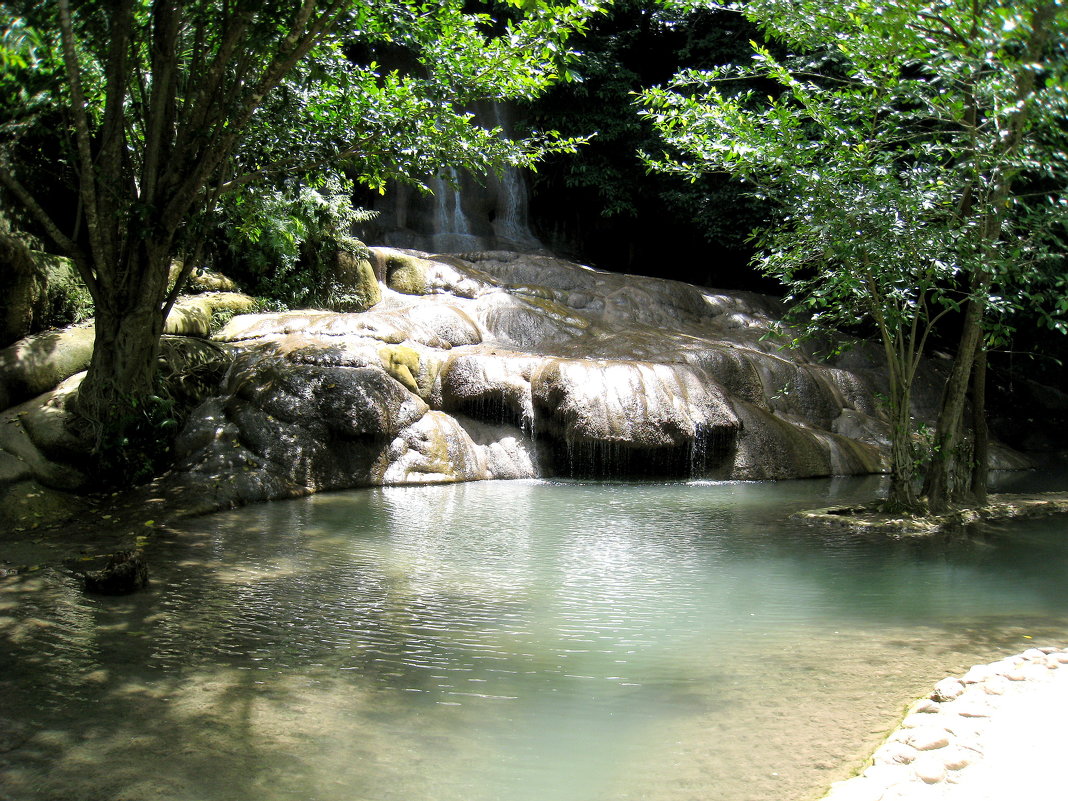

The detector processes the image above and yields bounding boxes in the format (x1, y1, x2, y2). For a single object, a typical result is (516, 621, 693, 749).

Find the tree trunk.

(885, 409, 918, 512)
(78, 304, 164, 419)
(969, 342, 989, 505)
(883, 375, 919, 513)
(74, 247, 171, 484)
(922, 298, 984, 513)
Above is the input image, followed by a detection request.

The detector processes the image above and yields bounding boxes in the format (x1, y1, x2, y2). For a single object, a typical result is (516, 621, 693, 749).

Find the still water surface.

(2, 474, 1068, 801)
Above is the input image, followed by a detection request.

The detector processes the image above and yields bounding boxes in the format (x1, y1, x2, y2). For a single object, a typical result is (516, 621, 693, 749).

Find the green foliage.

(523, 1, 771, 273)
(212, 173, 373, 308)
(639, 0, 1068, 510)
(91, 391, 180, 489)
(641, 0, 1068, 329)
(223, 0, 601, 199)
(38, 251, 94, 328)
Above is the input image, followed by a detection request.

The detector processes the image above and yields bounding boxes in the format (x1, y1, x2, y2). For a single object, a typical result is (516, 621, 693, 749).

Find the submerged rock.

(168, 249, 989, 504)
(80, 549, 149, 595)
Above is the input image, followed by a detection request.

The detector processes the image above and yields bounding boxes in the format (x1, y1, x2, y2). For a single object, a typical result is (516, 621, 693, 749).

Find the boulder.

(331, 248, 381, 311)
(0, 479, 88, 531)
(164, 292, 259, 336)
(0, 325, 95, 412)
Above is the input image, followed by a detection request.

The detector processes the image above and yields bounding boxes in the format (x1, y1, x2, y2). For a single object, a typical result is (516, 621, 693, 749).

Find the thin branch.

(174, 8, 256, 157)
(56, 0, 106, 273)
(911, 13, 970, 47)
(164, 1, 352, 230)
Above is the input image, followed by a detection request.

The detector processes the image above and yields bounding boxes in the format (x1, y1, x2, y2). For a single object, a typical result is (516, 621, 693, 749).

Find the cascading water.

(429, 169, 482, 253)
(361, 102, 543, 253)
(486, 104, 539, 250)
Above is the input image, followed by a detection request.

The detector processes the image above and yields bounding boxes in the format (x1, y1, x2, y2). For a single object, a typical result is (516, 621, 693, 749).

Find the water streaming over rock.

(168, 248, 1030, 507)
(361, 103, 543, 253)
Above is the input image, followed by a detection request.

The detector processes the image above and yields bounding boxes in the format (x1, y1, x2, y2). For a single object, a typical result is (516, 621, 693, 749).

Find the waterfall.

(429, 169, 482, 253)
(362, 102, 543, 254)
(487, 104, 539, 250)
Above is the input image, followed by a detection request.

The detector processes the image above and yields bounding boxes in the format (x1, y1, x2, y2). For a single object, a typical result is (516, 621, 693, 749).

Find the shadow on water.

(2, 472, 1068, 801)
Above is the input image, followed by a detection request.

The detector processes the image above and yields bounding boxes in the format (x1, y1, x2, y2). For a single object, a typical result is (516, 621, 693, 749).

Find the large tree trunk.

(74, 247, 172, 484)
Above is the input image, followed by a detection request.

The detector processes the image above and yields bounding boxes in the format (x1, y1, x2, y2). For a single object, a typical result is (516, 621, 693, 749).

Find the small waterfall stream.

(429, 169, 482, 253)
(363, 102, 543, 253)
(486, 103, 537, 249)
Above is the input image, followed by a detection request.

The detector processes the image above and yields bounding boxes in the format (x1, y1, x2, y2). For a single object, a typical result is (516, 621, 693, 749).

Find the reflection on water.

(2, 474, 1068, 801)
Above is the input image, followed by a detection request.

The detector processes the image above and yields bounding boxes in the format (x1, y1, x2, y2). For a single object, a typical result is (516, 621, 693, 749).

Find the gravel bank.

(821, 646, 1068, 800)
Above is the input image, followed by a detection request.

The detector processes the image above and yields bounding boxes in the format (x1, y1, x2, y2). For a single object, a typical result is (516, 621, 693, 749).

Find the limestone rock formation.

(0, 249, 1030, 516)
(172, 249, 977, 505)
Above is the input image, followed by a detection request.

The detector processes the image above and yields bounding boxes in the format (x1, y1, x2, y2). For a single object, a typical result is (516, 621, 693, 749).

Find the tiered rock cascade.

(0, 248, 1030, 518)
(172, 249, 1015, 507)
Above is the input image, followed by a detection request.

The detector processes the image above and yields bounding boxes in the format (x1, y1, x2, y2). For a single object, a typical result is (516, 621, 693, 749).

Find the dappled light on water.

(2, 473, 1068, 801)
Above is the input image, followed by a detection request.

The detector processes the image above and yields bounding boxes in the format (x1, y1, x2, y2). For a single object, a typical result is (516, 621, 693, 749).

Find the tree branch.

(142, 0, 182, 207)
(57, 0, 107, 273)
(164, 1, 353, 231)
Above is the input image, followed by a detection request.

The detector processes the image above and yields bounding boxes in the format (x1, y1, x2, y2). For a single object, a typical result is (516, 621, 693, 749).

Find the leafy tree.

(210, 171, 376, 309)
(523, 0, 770, 282)
(0, 0, 596, 483)
(641, 0, 1068, 513)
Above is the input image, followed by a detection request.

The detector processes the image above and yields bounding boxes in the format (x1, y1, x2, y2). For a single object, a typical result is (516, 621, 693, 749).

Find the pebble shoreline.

(821, 645, 1068, 801)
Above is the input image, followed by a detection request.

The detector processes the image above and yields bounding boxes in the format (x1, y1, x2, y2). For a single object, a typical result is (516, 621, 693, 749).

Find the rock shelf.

(821, 645, 1068, 800)
(797, 493, 1068, 536)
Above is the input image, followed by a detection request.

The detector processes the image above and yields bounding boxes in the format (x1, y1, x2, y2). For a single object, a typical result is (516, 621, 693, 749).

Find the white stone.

(1053, 651, 1068, 664)
(1012, 662, 1051, 681)
(823, 778, 885, 801)
(906, 727, 951, 750)
(1022, 648, 1047, 661)
(932, 677, 966, 701)
(861, 764, 903, 785)
(983, 676, 1011, 695)
(941, 746, 974, 771)
(910, 698, 940, 714)
(873, 742, 918, 765)
(878, 784, 921, 801)
(913, 754, 948, 784)
(961, 664, 993, 684)
(955, 701, 992, 718)
(991, 657, 1022, 675)
(943, 720, 984, 745)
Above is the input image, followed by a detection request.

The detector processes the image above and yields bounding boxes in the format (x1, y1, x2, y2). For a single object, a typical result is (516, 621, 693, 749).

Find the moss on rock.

(379, 344, 422, 393)
(331, 248, 381, 311)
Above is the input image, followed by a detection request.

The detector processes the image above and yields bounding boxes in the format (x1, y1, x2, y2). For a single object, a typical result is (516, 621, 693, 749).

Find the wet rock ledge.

(0, 249, 1035, 521)
(796, 492, 1068, 536)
